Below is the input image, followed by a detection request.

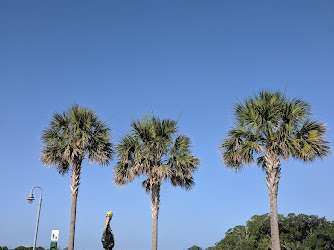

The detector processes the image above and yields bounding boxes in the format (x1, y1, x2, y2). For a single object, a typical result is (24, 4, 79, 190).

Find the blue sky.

(1, 1, 333, 249)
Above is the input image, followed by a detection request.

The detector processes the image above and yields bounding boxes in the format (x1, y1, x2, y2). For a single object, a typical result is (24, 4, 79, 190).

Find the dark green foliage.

(207, 213, 334, 250)
(12, 247, 45, 250)
(280, 213, 334, 249)
(0, 247, 9, 250)
(14, 247, 32, 250)
(188, 245, 203, 250)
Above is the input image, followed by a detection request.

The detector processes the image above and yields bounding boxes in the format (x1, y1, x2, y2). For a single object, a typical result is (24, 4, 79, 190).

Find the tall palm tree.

(219, 91, 330, 250)
(114, 115, 200, 250)
(41, 104, 113, 250)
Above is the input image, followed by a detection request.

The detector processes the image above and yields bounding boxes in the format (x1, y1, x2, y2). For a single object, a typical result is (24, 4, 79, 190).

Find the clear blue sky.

(1, 1, 333, 249)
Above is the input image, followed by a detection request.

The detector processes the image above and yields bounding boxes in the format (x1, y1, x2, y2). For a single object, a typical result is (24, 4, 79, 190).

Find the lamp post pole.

(27, 186, 43, 250)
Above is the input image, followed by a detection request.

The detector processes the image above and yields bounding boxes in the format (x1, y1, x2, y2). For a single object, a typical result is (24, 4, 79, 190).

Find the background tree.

(187, 245, 203, 250)
(114, 115, 200, 250)
(280, 213, 334, 249)
(13, 247, 45, 250)
(207, 213, 334, 250)
(219, 91, 330, 250)
(41, 105, 113, 250)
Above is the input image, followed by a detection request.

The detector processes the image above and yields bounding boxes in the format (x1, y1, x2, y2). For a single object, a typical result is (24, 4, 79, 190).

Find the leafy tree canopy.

(206, 213, 334, 250)
(187, 245, 203, 250)
(11, 247, 45, 250)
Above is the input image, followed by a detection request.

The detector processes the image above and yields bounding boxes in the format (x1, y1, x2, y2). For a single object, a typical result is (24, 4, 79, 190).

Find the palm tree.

(219, 91, 330, 250)
(41, 104, 113, 250)
(114, 115, 200, 250)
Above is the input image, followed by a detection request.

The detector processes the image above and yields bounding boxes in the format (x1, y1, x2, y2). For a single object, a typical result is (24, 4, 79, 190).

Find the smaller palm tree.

(41, 104, 113, 250)
(114, 115, 200, 250)
(219, 91, 330, 250)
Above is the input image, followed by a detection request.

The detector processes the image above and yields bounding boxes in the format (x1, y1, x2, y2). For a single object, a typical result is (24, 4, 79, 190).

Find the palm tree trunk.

(265, 152, 281, 250)
(151, 184, 160, 250)
(269, 192, 280, 250)
(68, 164, 81, 250)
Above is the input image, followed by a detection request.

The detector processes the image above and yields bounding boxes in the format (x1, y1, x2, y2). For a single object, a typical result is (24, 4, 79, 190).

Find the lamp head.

(27, 193, 35, 204)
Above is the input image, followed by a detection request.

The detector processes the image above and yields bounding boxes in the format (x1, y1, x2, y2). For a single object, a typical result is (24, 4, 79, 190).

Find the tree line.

(40, 90, 330, 250)
(0, 247, 46, 250)
(187, 213, 334, 250)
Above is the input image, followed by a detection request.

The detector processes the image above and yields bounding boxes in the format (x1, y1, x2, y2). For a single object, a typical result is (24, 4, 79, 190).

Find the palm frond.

(235, 91, 284, 136)
(113, 163, 136, 187)
(294, 120, 331, 161)
(40, 144, 70, 175)
(170, 175, 195, 190)
(141, 178, 151, 194)
(219, 126, 262, 171)
(170, 134, 191, 156)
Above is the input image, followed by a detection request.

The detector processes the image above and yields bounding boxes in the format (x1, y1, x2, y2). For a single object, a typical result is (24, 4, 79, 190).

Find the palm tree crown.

(114, 115, 200, 191)
(221, 91, 329, 170)
(41, 104, 113, 172)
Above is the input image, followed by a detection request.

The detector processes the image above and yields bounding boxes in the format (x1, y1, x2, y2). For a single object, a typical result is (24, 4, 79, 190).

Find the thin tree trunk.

(68, 164, 81, 250)
(151, 184, 160, 250)
(264, 152, 281, 250)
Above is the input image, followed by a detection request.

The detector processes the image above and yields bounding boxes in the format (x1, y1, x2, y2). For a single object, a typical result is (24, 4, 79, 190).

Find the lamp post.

(27, 186, 43, 250)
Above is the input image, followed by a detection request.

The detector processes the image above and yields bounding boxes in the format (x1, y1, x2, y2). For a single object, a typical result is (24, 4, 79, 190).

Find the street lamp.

(27, 186, 42, 250)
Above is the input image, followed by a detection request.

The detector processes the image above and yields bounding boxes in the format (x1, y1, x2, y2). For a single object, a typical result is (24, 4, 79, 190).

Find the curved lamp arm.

(27, 186, 43, 202)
